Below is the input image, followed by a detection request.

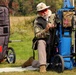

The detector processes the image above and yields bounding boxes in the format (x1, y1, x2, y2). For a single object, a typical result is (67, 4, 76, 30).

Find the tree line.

(8, 0, 63, 16)
(1, 0, 76, 16)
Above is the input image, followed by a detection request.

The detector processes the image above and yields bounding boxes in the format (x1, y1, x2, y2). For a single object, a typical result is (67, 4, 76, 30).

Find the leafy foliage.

(8, 0, 62, 15)
(3, 0, 76, 15)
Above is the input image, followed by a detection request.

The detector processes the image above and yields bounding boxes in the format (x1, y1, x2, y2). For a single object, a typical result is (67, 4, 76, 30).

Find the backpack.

(0, 5, 10, 60)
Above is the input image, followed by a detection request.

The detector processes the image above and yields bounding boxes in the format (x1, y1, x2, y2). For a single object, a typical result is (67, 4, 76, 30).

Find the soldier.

(22, 2, 55, 73)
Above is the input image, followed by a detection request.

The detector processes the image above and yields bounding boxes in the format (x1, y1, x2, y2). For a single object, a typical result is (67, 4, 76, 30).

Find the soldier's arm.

(34, 25, 47, 38)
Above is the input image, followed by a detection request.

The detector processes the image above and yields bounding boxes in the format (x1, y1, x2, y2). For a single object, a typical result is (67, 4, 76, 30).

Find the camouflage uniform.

(33, 14, 55, 39)
(33, 16, 51, 66)
(34, 17, 50, 39)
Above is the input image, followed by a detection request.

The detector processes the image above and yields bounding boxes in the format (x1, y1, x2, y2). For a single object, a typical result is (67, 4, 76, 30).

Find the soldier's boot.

(40, 65, 46, 73)
(21, 56, 34, 68)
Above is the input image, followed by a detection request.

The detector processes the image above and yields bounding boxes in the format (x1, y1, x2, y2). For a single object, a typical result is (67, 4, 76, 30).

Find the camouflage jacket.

(33, 16, 50, 39)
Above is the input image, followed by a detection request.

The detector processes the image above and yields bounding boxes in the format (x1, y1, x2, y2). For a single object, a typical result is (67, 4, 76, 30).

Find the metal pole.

(72, 0, 75, 7)
(70, 0, 74, 7)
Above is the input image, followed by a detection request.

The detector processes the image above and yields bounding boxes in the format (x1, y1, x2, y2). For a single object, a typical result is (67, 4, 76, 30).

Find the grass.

(0, 16, 76, 75)
(0, 16, 35, 67)
(0, 68, 76, 75)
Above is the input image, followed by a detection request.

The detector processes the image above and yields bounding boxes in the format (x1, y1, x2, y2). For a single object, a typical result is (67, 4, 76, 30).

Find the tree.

(45, 0, 62, 13)
(6, 0, 76, 16)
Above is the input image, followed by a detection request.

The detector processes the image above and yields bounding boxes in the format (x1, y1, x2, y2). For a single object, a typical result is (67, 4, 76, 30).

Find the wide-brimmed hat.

(36, 2, 50, 12)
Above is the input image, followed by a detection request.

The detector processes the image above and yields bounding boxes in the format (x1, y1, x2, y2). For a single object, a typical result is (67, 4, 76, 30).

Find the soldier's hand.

(45, 23, 54, 31)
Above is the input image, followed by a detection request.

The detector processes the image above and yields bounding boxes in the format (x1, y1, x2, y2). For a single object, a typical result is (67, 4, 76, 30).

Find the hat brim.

(37, 6, 50, 12)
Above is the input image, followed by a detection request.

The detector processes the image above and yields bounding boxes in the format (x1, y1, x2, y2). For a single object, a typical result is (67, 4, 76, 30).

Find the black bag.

(32, 37, 38, 50)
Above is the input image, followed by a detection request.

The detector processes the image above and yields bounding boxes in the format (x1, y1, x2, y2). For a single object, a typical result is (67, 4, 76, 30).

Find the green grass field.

(0, 16, 35, 67)
(0, 16, 76, 75)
